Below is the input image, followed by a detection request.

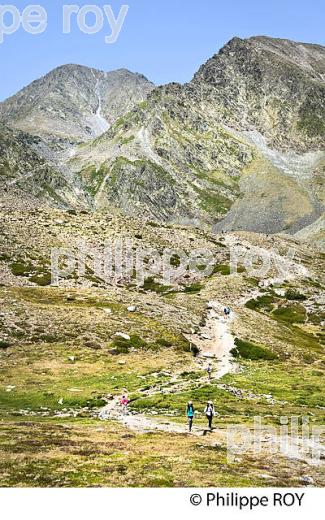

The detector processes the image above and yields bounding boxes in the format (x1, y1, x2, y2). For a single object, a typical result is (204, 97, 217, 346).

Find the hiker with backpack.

(204, 401, 215, 430)
(206, 363, 212, 380)
(224, 306, 231, 319)
(186, 401, 195, 432)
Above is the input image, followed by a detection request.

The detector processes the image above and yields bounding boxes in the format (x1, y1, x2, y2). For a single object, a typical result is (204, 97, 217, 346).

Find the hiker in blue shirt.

(186, 401, 195, 432)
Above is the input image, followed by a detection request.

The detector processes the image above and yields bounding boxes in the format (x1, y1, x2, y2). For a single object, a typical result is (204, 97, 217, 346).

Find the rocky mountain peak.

(0, 64, 154, 142)
(0, 36, 324, 242)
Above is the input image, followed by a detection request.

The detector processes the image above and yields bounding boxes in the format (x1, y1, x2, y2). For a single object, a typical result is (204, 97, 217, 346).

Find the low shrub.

(10, 261, 32, 277)
(245, 295, 275, 312)
(184, 282, 203, 293)
(272, 304, 306, 324)
(0, 340, 11, 349)
(110, 334, 147, 354)
(231, 338, 278, 360)
(156, 338, 173, 347)
(143, 277, 172, 294)
(29, 273, 52, 286)
(285, 289, 307, 301)
(213, 264, 231, 276)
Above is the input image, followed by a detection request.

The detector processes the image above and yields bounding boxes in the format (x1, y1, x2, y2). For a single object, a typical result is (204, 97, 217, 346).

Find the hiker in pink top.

(120, 394, 129, 414)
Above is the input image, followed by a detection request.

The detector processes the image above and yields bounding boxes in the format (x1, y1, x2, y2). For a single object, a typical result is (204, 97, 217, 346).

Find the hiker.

(204, 401, 215, 430)
(206, 363, 212, 380)
(120, 394, 129, 414)
(224, 306, 231, 319)
(186, 401, 195, 432)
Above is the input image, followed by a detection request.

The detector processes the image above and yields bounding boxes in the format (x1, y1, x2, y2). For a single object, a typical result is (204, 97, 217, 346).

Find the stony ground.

(0, 197, 324, 487)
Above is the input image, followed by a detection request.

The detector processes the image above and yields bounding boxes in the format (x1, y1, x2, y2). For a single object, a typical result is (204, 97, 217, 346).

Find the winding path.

(99, 302, 235, 435)
(97, 239, 325, 465)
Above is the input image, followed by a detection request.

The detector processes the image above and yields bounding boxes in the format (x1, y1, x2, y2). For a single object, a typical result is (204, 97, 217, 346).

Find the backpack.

(187, 405, 194, 417)
(206, 404, 213, 416)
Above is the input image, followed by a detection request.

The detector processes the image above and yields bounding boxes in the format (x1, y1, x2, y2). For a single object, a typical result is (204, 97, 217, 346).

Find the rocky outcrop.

(0, 123, 87, 208)
(192, 36, 325, 151)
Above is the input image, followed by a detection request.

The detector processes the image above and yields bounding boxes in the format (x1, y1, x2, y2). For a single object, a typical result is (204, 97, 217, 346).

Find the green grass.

(80, 164, 108, 196)
(191, 185, 231, 215)
(212, 264, 245, 276)
(110, 334, 148, 354)
(29, 273, 52, 286)
(231, 338, 278, 361)
(245, 295, 276, 312)
(0, 416, 302, 488)
(142, 277, 173, 294)
(0, 341, 11, 349)
(120, 135, 135, 146)
(156, 338, 173, 347)
(284, 289, 307, 301)
(10, 261, 33, 277)
(223, 361, 325, 409)
(184, 282, 203, 293)
(272, 304, 306, 324)
(9, 259, 52, 286)
(298, 108, 325, 137)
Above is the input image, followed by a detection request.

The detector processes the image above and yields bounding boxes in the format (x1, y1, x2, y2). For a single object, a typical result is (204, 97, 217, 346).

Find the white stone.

(114, 332, 130, 340)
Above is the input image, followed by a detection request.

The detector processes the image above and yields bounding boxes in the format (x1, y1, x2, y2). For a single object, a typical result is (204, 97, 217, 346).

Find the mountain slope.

(0, 65, 154, 142)
(0, 123, 87, 208)
(295, 212, 325, 251)
(192, 36, 325, 151)
(66, 36, 324, 232)
(1, 37, 324, 236)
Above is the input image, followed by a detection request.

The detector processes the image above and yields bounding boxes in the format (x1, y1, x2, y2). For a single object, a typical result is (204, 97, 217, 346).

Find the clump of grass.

(245, 295, 275, 312)
(174, 336, 192, 353)
(184, 282, 203, 293)
(0, 340, 11, 349)
(272, 304, 306, 324)
(86, 397, 107, 409)
(285, 289, 306, 301)
(170, 254, 181, 267)
(29, 273, 52, 286)
(142, 277, 172, 294)
(212, 264, 231, 276)
(10, 261, 33, 277)
(308, 312, 324, 325)
(156, 338, 173, 347)
(247, 277, 260, 287)
(231, 338, 278, 360)
(120, 135, 135, 146)
(302, 354, 315, 364)
(110, 334, 147, 354)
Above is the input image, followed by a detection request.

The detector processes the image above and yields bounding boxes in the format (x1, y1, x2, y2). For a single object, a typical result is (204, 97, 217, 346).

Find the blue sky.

(0, 0, 324, 100)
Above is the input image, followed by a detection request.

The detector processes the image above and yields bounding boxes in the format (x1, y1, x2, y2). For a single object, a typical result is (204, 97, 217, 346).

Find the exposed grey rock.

(0, 65, 154, 142)
(0, 37, 324, 238)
